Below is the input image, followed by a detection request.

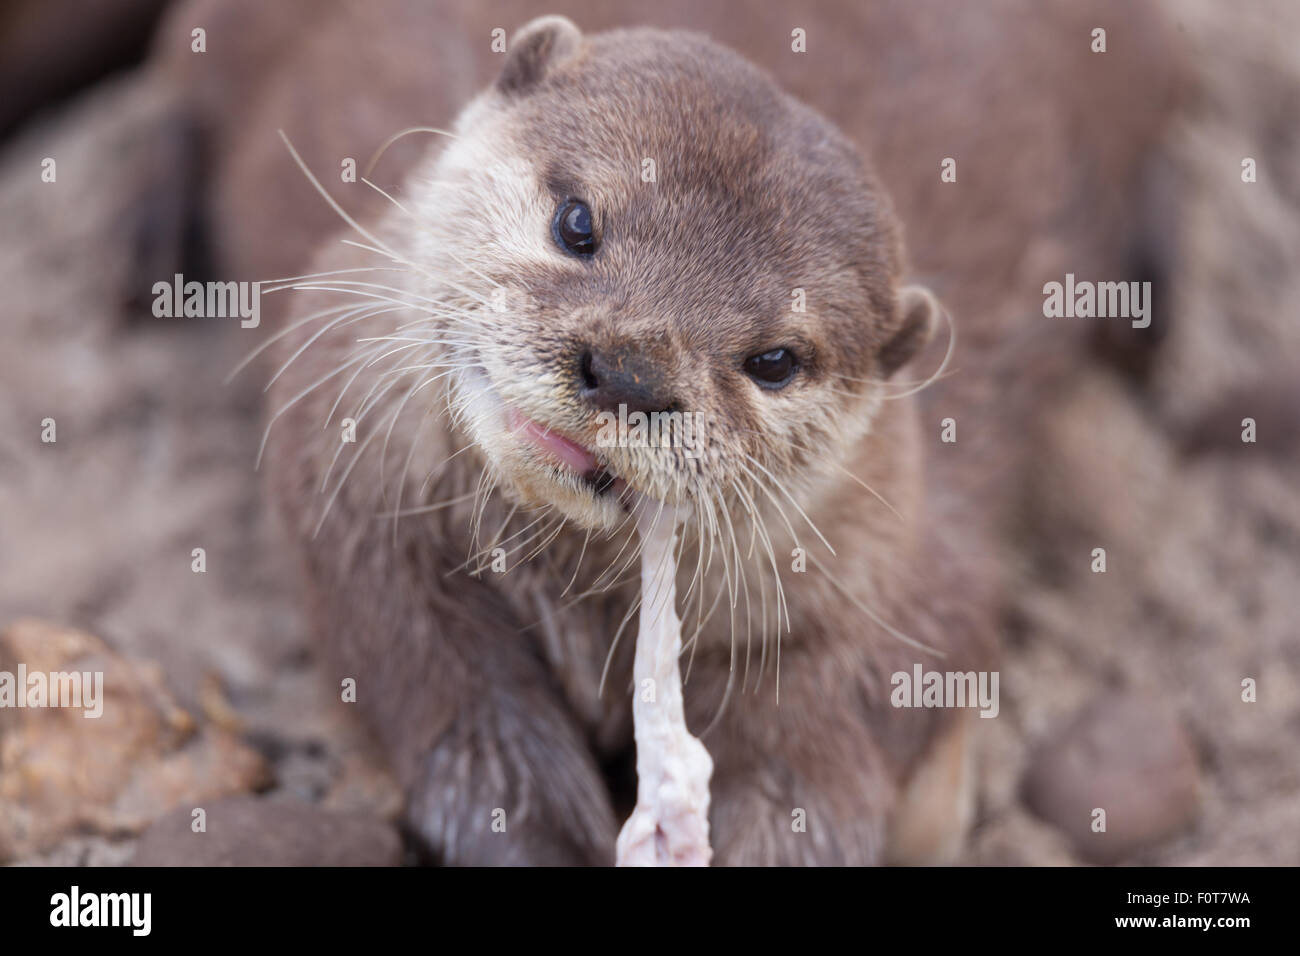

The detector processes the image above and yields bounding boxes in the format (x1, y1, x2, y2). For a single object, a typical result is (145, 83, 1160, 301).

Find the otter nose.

(578, 347, 675, 416)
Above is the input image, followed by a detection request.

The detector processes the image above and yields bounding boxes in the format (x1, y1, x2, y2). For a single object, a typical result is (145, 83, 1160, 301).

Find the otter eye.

(744, 348, 797, 388)
(553, 199, 596, 256)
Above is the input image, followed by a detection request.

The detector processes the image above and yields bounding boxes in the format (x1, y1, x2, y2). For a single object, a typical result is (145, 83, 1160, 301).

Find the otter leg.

(285, 493, 618, 865)
(401, 633, 621, 867)
(691, 652, 905, 865)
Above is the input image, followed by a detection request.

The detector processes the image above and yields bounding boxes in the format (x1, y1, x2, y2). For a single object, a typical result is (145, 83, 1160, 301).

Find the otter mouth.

(504, 406, 625, 498)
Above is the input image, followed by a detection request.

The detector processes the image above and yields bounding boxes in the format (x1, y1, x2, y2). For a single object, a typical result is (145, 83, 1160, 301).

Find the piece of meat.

(615, 498, 714, 867)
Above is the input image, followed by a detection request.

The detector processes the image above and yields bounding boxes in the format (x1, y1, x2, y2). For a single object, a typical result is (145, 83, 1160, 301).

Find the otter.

(259, 16, 994, 865)
(129, 0, 1183, 865)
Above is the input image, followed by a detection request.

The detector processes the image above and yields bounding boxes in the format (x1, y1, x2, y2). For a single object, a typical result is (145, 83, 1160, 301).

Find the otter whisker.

(831, 461, 904, 521)
(376, 489, 478, 519)
(876, 303, 956, 400)
(460, 501, 552, 575)
(674, 515, 707, 616)
(226, 300, 368, 385)
(744, 455, 836, 557)
(332, 239, 451, 295)
(378, 365, 460, 515)
(387, 406, 439, 544)
(729, 475, 764, 563)
(597, 589, 642, 700)
(519, 513, 569, 567)
(277, 130, 446, 291)
(676, 497, 731, 720)
(354, 334, 481, 351)
(312, 417, 388, 537)
(257, 335, 400, 469)
(363, 125, 459, 180)
(286, 282, 477, 318)
(559, 527, 593, 598)
(686, 492, 727, 667)
(728, 476, 785, 690)
(732, 427, 904, 524)
(417, 441, 474, 501)
(746, 551, 771, 696)
(467, 512, 553, 575)
(465, 464, 497, 558)
(544, 505, 639, 611)
(259, 263, 421, 290)
(283, 289, 470, 326)
(285, 273, 497, 312)
(470, 509, 564, 577)
(581, 523, 645, 598)
(710, 485, 751, 712)
(319, 355, 436, 497)
(338, 350, 428, 437)
(325, 340, 436, 427)
(686, 502, 748, 733)
(335, 239, 498, 312)
(474, 500, 519, 566)
(581, 504, 643, 594)
(734, 472, 789, 634)
(736, 456, 801, 547)
(320, 379, 411, 505)
(727, 460, 804, 701)
(713, 487, 743, 613)
(266, 302, 409, 391)
(835, 366, 962, 392)
(360, 177, 516, 305)
(807, 552, 941, 656)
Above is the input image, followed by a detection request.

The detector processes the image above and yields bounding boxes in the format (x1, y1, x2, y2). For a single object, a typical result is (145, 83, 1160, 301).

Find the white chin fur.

(452, 365, 627, 530)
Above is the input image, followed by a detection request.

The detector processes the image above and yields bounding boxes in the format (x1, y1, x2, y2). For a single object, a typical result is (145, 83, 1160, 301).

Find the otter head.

(408, 16, 944, 532)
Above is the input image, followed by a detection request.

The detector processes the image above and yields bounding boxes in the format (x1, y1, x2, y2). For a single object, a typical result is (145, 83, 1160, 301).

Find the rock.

(0, 619, 270, 862)
(1021, 691, 1200, 863)
(130, 795, 403, 866)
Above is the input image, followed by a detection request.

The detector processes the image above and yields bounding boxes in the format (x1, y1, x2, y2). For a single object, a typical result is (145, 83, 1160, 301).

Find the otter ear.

(496, 16, 583, 95)
(878, 285, 944, 377)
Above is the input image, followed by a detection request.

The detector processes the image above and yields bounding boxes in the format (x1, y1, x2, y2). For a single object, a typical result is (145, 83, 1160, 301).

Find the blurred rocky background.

(0, 0, 1296, 865)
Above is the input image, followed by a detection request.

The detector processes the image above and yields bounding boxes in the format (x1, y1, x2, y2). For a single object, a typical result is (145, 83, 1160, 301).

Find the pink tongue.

(507, 407, 598, 475)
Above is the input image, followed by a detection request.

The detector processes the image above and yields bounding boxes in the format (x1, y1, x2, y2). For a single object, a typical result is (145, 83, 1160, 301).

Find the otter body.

(149, 2, 1182, 864)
